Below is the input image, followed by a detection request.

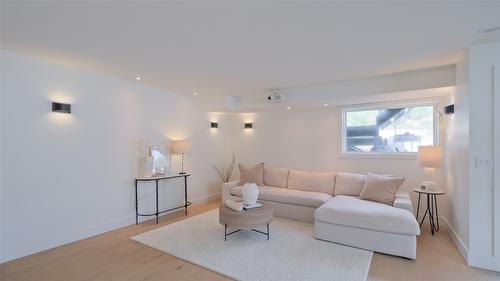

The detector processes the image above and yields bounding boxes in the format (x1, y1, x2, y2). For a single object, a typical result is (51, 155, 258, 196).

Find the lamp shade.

(418, 146, 443, 168)
(172, 139, 192, 154)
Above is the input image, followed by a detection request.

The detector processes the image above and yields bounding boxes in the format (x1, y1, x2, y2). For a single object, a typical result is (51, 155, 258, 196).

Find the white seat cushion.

(231, 186, 332, 208)
(315, 196, 420, 235)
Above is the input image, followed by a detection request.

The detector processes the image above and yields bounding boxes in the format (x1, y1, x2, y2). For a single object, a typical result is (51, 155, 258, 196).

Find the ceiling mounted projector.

(268, 89, 287, 103)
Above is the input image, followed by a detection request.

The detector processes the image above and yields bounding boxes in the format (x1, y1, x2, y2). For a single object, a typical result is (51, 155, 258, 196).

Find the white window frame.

(340, 100, 439, 159)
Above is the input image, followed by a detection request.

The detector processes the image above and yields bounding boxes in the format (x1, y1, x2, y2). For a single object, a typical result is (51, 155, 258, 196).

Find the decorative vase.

(138, 156, 153, 178)
(242, 183, 259, 205)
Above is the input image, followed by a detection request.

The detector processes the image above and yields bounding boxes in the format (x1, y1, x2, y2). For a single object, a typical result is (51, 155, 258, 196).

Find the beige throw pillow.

(334, 172, 366, 197)
(263, 167, 289, 188)
(287, 170, 336, 194)
(238, 162, 264, 186)
(360, 172, 405, 205)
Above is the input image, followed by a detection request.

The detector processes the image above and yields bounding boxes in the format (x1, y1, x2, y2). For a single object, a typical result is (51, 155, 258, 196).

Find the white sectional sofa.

(222, 167, 420, 259)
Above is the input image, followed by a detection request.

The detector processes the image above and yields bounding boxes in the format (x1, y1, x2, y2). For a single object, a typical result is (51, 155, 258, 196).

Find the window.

(342, 104, 436, 154)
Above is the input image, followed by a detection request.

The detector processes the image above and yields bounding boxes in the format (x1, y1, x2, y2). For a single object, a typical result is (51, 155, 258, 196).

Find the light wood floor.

(1, 200, 499, 281)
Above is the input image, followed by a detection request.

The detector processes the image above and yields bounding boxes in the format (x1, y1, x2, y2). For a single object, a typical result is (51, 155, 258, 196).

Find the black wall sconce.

(52, 102, 71, 113)
(444, 104, 454, 115)
(211, 122, 219, 128)
(244, 123, 253, 129)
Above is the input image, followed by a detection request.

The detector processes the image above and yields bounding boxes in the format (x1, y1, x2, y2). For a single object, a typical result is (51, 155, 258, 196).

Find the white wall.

(467, 41, 500, 271)
(217, 104, 448, 216)
(443, 53, 470, 259)
(206, 66, 455, 218)
(202, 65, 455, 111)
(4, 47, 491, 268)
(0, 57, 3, 262)
(444, 41, 500, 272)
(0, 51, 222, 262)
(279, 65, 455, 107)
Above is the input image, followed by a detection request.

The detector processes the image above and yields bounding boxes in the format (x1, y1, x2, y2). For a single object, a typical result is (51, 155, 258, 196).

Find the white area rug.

(132, 209, 372, 281)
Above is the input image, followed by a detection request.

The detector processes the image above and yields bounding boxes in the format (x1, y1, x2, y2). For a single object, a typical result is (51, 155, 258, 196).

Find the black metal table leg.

(224, 225, 242, 241)
(433, 194, 440, 232)
(414, 188, 444, 236)
(416, 193, 421, 221)
(267, 223, 269, 240)
(184, 176, 188, 215)
(225, 224, 270, 241)
(419, 206, 428, 227)
(418, 193, 440, 235)
(135, 179, 138, 225)
(155, 179, 159, 224)
(428, 194, 434, 235)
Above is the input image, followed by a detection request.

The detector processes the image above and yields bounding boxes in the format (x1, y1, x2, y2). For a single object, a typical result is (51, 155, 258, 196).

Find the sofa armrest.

(222, 180, 239, 201)
(394, 191, 414, 214)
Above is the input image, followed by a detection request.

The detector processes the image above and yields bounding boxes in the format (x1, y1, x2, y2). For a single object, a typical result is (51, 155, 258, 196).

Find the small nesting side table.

(414, 187, 445, 235)
(135, 173, 191, 224)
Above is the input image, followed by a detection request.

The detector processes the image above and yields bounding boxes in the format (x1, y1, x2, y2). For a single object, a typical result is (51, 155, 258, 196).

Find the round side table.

(414, 187, 445, 235)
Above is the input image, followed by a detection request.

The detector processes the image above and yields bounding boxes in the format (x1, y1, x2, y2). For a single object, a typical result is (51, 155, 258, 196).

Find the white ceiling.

(1, 1, 500, 97)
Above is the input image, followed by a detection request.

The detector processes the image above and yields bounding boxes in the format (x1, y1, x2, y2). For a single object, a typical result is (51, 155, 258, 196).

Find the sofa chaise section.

(314, 195, 420, 259)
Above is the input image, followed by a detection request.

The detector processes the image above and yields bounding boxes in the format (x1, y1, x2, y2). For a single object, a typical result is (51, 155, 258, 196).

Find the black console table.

(135, 173, 191, 224)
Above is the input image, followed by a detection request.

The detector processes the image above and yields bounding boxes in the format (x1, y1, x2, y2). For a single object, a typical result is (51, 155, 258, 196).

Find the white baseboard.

(437, 217, 499, 271)
(416, 213, 469, 263)
(440, 216, 469, 263)
(468, 253, 500, 272)
(190, 192, 221, 205)
(1, 214, 135, 264)
(1, 192, 221, 264)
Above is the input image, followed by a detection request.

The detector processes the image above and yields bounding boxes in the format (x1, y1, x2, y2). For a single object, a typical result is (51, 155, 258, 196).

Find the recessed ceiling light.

(135, 77, 141, 80)
(287, 106, 291, 110)
(324, 103, 328, 107)
(193, 92, 198, 96)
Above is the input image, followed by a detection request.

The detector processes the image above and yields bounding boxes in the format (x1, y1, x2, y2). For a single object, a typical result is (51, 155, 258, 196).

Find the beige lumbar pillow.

(360, 172, 404, 205)
(263, 167, 289, 188)
(334, 172, 366, 197)
(287, 170, 336, 194)
(239, 162, 264, 186)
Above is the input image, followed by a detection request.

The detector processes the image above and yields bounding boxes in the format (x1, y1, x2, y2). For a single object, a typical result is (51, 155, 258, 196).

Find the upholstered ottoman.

(314, 195, 420, 259)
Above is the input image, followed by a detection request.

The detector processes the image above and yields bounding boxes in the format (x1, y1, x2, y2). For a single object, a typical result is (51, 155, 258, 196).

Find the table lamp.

(172, 140, 192, 174)
(418, 146, 443, 189)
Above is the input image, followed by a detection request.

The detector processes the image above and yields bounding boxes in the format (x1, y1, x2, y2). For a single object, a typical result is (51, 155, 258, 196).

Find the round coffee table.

(219, 202, 273, 241)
